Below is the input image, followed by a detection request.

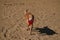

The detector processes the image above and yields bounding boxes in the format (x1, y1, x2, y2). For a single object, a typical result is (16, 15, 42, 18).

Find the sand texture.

(0, 0, 60, 40)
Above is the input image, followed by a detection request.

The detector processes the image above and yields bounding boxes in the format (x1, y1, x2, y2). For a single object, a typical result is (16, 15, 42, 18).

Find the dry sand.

(0, 0, 60, 40)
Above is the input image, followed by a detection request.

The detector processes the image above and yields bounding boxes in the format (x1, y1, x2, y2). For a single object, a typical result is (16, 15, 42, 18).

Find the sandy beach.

(0, 0, 60, 40)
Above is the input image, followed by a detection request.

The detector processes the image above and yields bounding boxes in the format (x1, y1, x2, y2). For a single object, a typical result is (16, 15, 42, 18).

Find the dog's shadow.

(35, 26, 57, 35)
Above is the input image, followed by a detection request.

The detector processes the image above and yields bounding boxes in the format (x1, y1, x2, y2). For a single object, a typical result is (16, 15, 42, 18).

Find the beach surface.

(0, 0, 60, 40)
